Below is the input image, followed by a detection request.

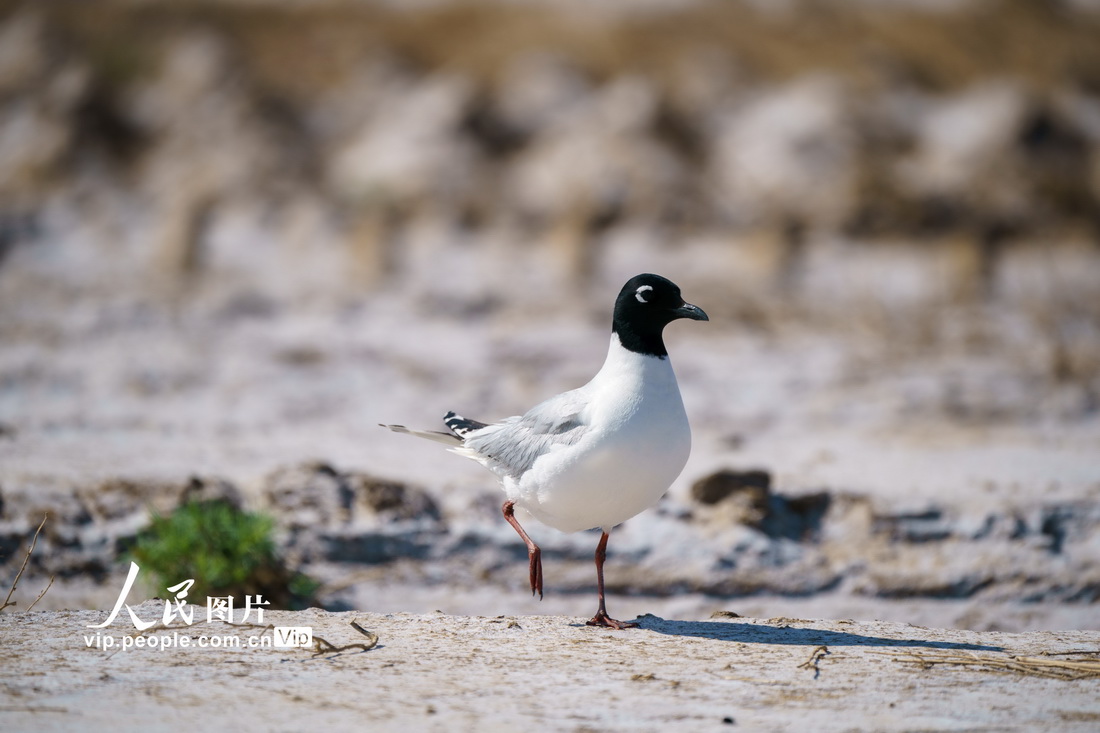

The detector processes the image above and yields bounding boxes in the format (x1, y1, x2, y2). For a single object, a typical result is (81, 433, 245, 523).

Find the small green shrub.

(129, 500, 317, 609)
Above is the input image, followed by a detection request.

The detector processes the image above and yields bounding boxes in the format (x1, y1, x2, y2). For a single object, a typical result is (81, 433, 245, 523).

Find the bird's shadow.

(620, 615, 1003, 652)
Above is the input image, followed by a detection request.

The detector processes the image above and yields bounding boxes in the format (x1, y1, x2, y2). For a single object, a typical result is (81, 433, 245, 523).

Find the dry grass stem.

(874, 650, 1100, 681)
(1, 514, 49, 613)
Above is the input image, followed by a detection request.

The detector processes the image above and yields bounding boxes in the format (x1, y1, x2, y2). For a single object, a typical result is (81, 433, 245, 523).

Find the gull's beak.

(676, 302, 709, 322)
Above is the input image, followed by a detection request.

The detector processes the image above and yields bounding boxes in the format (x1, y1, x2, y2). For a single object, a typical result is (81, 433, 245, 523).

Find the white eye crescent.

(635, 285, 653, 303)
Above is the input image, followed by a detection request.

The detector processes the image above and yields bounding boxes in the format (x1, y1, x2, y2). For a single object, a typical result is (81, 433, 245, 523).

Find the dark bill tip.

(676, 302, 709, 322)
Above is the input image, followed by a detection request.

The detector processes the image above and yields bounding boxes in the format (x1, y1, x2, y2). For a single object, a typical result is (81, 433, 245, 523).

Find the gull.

(382, 273, 708, 628)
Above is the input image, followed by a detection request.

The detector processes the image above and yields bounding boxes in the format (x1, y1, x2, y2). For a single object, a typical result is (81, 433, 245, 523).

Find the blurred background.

(1, 0, 1098, 630)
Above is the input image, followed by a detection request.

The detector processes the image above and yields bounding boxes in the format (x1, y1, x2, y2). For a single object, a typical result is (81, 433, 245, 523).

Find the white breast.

(510, 334, 692, 533)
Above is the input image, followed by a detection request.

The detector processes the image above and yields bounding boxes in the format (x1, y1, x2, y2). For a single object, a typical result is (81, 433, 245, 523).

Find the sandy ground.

(2, 601, 1099, 732)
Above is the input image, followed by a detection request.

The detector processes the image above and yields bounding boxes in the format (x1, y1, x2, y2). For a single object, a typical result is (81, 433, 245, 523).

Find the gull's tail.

(380, 411, 489, 446)
(443, 411, 489, 438)
(379, 423, 462, 445)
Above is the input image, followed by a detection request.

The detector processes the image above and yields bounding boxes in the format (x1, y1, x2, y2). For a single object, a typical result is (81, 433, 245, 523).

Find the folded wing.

(459, 391, 589, 479)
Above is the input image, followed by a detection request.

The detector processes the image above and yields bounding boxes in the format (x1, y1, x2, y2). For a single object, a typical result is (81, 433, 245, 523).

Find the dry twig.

(873, 650, 1100, 681)
(798, 645, 830, 679)
(310, 619, 379, 657)
(26, 575, 56, 612)
(1, 514, 50, 612)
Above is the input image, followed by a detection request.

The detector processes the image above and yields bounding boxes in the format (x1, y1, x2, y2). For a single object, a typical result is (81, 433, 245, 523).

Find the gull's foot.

(502, 500, 543, 600)
(529, 546, 543, 600)
(586, 611, 639, 630)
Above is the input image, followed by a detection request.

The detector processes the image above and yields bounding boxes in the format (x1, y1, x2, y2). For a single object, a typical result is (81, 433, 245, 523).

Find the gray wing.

(461, 389, 589, 479)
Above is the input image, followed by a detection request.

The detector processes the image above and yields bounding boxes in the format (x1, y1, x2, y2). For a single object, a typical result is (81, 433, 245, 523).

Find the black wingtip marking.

(443, 410, 489, 437)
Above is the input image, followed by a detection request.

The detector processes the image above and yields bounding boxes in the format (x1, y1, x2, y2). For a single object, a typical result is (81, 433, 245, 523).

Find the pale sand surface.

(2, 601, 1098, 731)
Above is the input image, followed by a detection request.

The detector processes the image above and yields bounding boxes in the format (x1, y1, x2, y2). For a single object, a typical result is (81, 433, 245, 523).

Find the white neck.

(589, 333, 677, 392)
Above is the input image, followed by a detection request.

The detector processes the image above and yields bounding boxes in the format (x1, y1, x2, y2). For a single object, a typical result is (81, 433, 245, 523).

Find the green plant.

(129, 500, 318, 609)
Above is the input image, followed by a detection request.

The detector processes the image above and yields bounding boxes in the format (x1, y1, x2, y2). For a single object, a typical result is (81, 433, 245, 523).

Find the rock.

(494, 53, 591, 136)
(319, 529, 437, 565)
(0, 13, 49, 96)
(894, 82, 1028, 215)
(344, 472, 442, 524)
(691, 469, 772, 505)
(708, 76, 857, 227)
(84, 478, 157, 522)
(504, 75, 685, 225)
(328, 71, 478, 207)
(872, 507, 954, 543)
(762, 492, 832, 542)
(262, 462, 346, 529)
(260, 462, 444, 565)
(691, 470, 831, 541)
(177, 476, 244, 510)
(262, 462, 442, 530)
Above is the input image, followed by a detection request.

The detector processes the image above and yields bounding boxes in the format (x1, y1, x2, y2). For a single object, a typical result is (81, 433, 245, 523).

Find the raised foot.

(586, 611, 639, 630)
(528, 546, 543, 600)
(502, 500, 543, 600)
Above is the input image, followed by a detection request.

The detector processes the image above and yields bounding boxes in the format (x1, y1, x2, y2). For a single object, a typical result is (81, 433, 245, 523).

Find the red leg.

(586, 530, 638, 629)
(502, 501, 543, 599)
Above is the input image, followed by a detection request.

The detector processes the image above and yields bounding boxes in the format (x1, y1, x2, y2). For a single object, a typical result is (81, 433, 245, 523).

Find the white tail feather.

(380, 423, 462, 445)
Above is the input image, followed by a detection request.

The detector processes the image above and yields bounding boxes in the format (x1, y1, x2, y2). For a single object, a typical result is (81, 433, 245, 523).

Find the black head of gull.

(612, 273, 709, 359)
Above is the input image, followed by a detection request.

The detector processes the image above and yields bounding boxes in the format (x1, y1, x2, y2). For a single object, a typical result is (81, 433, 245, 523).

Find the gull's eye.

(635, 285, 654, 303)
